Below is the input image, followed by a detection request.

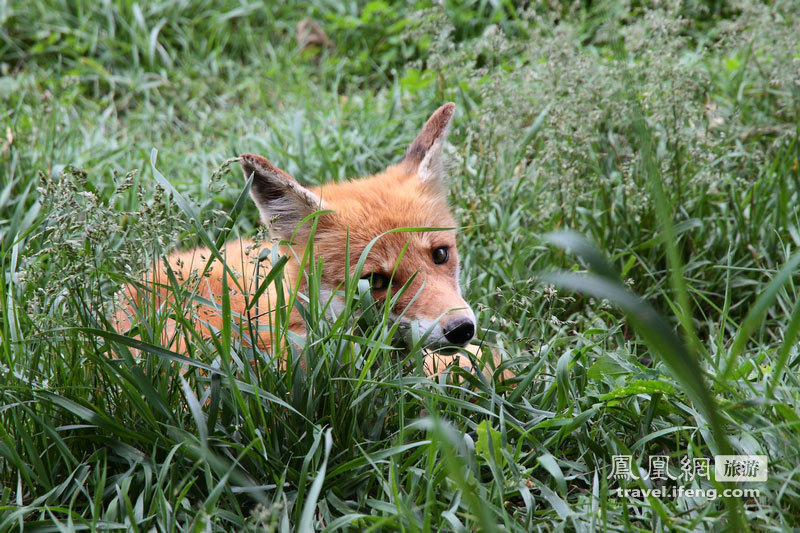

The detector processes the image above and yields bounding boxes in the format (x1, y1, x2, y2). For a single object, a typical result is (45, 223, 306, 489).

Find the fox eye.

(361, 273, 390, 291)
(432, 246, 450, 265)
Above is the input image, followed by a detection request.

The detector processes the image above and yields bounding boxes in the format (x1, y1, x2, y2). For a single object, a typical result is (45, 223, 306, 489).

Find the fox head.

(239, 103, 476, 350)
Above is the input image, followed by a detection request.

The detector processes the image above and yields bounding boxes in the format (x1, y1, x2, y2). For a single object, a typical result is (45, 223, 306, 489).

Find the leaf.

(298, 428, 332, 533)
(556, 350, 573, 411)
(544, 231, 618, 281)
(475, 420, 505, 468)
(587, 355, 627, 380)
(600, 380, 674, 401)
(537, 453, 567, 495)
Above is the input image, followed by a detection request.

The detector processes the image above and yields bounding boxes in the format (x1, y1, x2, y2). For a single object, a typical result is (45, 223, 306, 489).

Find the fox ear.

(239, 153, 325, 239)
(401, 102, 456, 185)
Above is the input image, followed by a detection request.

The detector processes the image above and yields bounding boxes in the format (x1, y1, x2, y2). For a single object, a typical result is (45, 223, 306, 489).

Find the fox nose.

(443, 318, 475, 346)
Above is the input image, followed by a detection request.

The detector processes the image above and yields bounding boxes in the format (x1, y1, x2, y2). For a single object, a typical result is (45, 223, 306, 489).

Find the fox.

(117, 103, 509, 379)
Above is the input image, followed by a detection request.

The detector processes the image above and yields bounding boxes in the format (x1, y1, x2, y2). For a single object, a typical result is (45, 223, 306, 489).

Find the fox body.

(120, 104, 504, 377)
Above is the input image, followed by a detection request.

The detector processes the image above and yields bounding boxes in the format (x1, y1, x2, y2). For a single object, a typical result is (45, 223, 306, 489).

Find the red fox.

(118, 103, 509, 379)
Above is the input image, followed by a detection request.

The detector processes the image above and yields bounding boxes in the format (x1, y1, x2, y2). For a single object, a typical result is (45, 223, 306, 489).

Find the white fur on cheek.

(413, 317, 448, 348)
(387, 313, 446, 349)
(319, 288, 346, 321)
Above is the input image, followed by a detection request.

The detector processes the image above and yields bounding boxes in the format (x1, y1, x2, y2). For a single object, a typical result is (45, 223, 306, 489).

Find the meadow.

(1, 0, 799, 530)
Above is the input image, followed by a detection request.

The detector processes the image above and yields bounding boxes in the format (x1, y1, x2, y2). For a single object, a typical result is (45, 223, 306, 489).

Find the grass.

(2, 0, 800, 530)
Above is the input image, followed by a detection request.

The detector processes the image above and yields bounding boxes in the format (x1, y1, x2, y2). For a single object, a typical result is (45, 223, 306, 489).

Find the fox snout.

(412, 306, 477, 351)
(394, 286, 477, 350)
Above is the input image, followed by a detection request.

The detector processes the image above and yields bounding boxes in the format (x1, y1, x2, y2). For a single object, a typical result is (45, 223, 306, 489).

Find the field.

(1, 1, 799, 530)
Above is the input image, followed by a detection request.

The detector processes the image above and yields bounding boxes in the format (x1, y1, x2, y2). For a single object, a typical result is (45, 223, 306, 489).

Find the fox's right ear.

(239, 153, 325, 239)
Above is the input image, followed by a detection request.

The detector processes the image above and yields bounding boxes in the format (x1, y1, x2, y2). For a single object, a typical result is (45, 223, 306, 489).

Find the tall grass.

(2, 0, 800, 530)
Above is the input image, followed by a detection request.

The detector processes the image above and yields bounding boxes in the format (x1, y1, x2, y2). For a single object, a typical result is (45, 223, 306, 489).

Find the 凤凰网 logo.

(608, 454, 768, 483)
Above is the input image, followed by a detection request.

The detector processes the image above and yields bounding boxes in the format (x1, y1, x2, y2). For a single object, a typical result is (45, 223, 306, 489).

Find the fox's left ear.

(401, 102, 455, 186)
